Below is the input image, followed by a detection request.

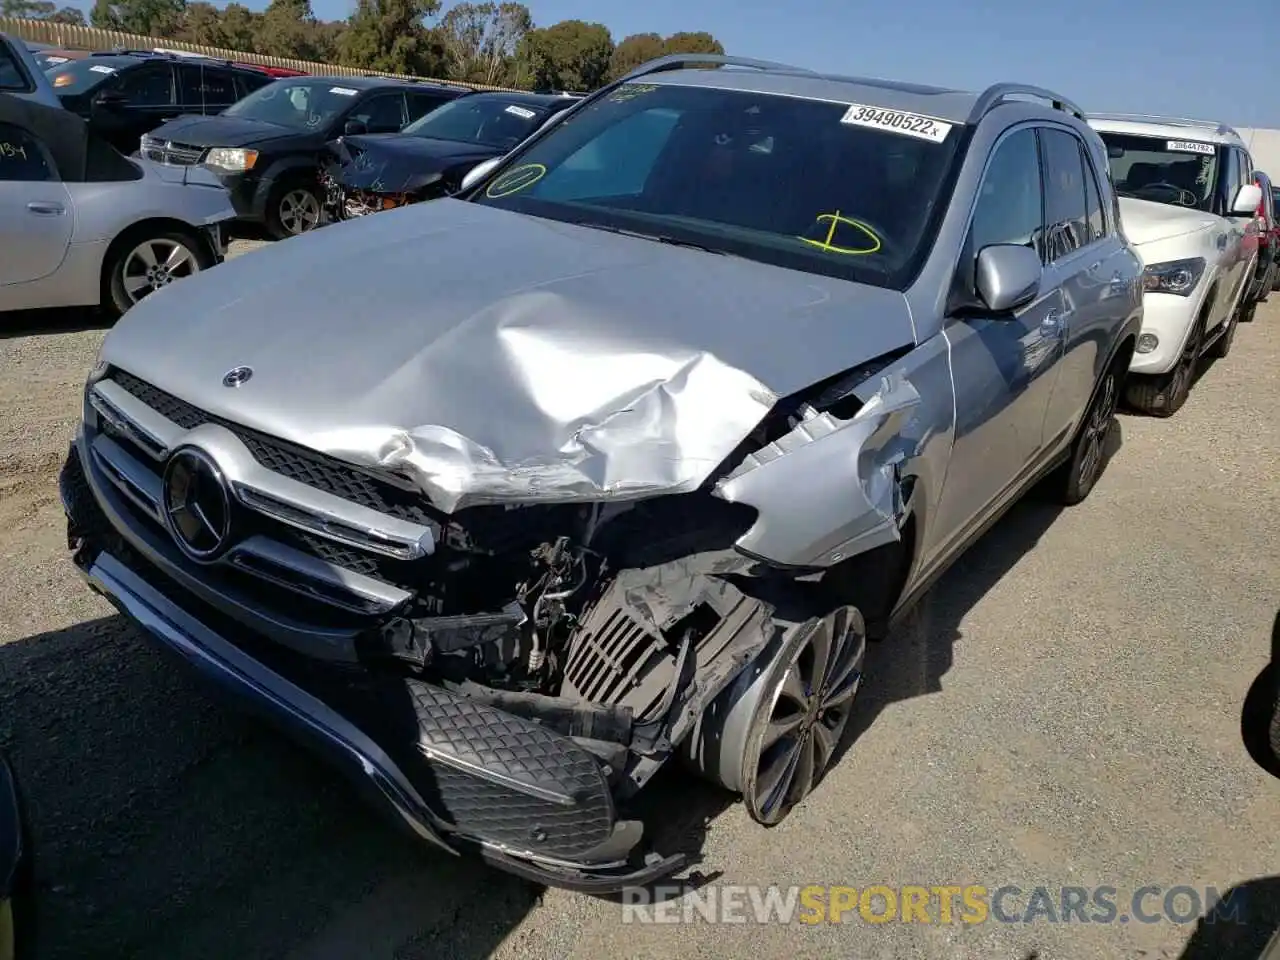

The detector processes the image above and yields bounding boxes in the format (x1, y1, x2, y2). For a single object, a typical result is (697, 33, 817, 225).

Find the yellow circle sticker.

(797, 212, 882, 255)
(485, 163, 548, 199)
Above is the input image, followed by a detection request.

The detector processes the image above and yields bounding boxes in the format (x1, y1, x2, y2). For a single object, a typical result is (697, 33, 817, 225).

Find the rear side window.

(1039, 127, 1089, 262)
(1081, 144, 1106, 241)
(178, 64, 237, 108)
(117, 64, 174, 106)
(0, 123, 56, 182)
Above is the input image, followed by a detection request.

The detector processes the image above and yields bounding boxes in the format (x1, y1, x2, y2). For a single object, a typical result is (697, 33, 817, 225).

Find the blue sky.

(74, 0, 1280, 126)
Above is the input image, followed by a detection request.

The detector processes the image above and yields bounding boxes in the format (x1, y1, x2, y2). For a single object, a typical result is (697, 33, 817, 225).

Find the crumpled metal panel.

(714, 372, 922, 567)
(98, 199, 919, 514)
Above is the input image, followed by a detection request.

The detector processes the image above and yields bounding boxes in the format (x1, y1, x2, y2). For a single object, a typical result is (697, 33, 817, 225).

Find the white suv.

(1088, 115, 1262, 416)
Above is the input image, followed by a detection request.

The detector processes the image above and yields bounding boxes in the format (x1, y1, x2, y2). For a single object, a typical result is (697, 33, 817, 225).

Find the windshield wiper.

(572, 221, 725, 255)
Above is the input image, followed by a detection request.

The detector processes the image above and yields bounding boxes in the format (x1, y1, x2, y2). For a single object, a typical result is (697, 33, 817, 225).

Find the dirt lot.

(1, 241, 1278, 960)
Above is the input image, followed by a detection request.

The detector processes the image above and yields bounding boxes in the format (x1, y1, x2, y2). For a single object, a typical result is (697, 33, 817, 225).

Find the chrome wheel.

(1076, 371, 1117, 492)
(119, 237, 201, 304)
(741, 606, 865, 826)
(278, 188, 321, 234)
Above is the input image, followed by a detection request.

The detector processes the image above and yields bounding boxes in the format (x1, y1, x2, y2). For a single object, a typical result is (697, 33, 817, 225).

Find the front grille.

(139, 136, 205, 166)
(108, 370, 436, 526)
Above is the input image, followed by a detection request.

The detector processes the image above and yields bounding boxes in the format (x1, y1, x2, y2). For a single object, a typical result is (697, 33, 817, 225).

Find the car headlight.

(203, 147, 258, 172)
(1142, 257, 1205, 296)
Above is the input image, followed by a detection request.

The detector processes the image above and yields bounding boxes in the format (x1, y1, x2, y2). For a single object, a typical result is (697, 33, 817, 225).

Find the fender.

(248, 154, 326, 220)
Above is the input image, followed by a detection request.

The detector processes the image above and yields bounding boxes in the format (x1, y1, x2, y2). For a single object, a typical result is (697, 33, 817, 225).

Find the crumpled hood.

(1119, 196, 1217, 246)
(100, 199, 916, 511)
(330, 134, 497, 192)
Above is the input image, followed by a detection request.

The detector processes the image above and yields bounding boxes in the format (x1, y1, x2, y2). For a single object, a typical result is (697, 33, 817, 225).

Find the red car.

(1246, 170, 1279, 304)
(233, 63, 309, 78)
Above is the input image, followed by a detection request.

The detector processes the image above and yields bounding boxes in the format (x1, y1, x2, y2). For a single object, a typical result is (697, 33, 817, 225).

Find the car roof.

(1086, 114, 1246, 147)
(642, 67, 988, 125)
(294, 74, 462, 92)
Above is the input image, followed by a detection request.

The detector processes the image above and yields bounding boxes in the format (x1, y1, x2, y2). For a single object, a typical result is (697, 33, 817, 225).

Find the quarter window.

(1040, 128, 1089, 262)
(0, 123, 56, 182)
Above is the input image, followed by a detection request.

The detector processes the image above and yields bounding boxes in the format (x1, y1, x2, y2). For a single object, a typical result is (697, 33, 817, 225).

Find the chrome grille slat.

(139, 136, 205, 166)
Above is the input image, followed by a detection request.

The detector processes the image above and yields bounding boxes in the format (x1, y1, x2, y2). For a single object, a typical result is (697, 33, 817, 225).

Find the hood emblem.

(222, 365, 253, 388)
(162, 447, 232, 562)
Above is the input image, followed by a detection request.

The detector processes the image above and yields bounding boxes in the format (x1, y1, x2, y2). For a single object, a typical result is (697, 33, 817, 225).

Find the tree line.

(1, 0, 726, 90)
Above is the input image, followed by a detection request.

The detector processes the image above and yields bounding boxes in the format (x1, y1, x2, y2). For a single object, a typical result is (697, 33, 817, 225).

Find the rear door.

(348, 91, 408, 133)
(176, 63, 240, 116)
(0, 120, 73, 287)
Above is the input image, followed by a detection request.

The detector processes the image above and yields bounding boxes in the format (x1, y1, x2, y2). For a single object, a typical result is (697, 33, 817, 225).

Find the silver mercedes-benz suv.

(60, 55, 1142, 891)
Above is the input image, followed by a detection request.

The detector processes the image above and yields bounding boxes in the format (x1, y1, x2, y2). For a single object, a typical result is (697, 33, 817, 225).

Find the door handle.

(27, 201, 65, 216)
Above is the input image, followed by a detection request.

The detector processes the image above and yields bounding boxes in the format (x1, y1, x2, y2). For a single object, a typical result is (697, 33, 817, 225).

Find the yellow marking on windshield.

(485, 163, 547, 198)
(797, 211, 882, 255)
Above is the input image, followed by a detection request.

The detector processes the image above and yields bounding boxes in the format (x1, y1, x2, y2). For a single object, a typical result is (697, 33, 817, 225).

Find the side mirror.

(343, 119, 367, 136)
(460, 156, 502, 192)
(975, 243, 1042, 313)
(1230, 183, 1262, 217)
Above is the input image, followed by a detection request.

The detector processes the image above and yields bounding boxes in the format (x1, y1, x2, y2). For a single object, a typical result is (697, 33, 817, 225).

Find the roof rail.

(968, 83, 1086, 123)
(1086, 112, 1241, 139)
(617, 53, 814, 86)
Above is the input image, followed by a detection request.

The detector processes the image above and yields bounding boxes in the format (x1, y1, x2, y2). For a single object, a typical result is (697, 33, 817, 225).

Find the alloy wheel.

(278, 188, 321, 235)
(120, 238, 201, 305)
(742, 606, 866, 826)
(1076, 371, 1117, 493)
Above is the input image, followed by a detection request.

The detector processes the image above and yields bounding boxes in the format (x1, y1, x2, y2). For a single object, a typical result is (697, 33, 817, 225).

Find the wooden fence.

(0, 15, 524, 92)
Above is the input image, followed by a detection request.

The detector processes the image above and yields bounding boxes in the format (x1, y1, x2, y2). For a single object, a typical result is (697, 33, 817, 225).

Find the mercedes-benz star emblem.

(162, 447, 232, 562)
(222, 365, 253, 388)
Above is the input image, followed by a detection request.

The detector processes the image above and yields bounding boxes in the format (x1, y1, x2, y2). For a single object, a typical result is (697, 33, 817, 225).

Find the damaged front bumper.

(59, 446, 686, 894)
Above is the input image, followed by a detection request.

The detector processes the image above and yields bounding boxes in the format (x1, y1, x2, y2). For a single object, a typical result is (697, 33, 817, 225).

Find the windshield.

(470, 83, 963, 289)
(46, 57, 134, 95)
(402, 96, 549, 149)
(223, 79, 361, 131)
(1096, 132, 1219, 211)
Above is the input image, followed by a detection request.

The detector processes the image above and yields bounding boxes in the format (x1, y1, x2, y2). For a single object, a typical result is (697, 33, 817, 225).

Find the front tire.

(265, 179, 323, 240)
(1126, 313, 1204, 417)
(104, 228, 212, 318)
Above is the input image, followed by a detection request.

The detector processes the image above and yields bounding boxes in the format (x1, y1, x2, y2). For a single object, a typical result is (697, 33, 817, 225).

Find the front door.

(0, 120, 73, 287)
(930, 124, 1064, 556)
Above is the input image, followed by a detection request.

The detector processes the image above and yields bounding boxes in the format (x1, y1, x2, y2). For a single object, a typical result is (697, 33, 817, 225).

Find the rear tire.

(1054, 360, 1120, 506)
(1125, 314, 1204, 417)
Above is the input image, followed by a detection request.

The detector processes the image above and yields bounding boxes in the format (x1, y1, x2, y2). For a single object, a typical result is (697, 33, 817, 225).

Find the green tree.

(606, 31, 664, 81)
(515, 19, 612, 92)
(339, 0, 443, 76)
(218, 2, 259, 53)
(253, 0, 326, 59)
(175, 0, 225, 46)
(662, 31, 723, 55)
(48, 5, 85, 22)
(438, 1, 531, 85)
(1, 0, 55, 16)
(90, 0, 185, 35)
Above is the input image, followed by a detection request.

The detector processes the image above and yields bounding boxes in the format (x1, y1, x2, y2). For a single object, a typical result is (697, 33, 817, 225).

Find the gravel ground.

(1, 240, 1278, 960)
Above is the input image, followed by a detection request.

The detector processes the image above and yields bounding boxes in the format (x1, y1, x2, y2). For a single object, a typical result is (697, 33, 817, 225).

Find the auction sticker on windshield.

(505, 105, 536, 119)
(1166, 140, 1216, 156)
(840, 103, 953, 143)
(89, 65, 116, 74)
(329, 87, 358, 96)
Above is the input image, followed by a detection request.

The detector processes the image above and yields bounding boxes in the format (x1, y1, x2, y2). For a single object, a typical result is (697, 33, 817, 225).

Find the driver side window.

(956, 127, 1043, 300)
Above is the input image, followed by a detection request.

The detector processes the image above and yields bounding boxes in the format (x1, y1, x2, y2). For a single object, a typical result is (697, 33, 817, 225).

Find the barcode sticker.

(89, 65, 117, 74)
(840, 103, 953, 143)
(329, 86, 358, 96)
(505, 105, 536, 119)
(1166, 140, 1216, 155)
